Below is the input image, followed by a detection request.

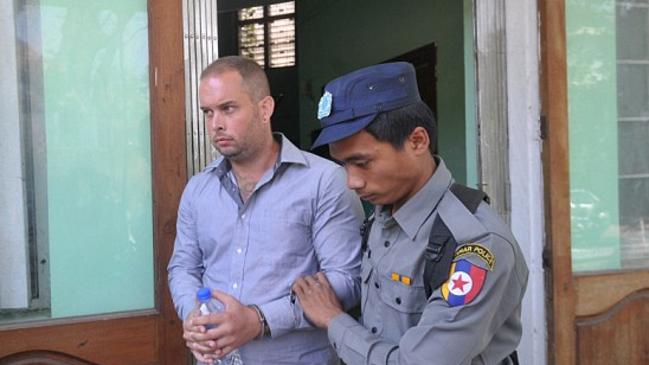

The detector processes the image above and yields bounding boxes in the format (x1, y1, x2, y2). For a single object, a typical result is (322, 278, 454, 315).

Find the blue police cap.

(311, 62, 421, 149)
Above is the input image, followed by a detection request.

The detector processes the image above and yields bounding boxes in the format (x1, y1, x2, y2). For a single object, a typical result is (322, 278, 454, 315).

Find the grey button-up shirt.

(168, 134, 364, 365)
(327, 158, 529, 365)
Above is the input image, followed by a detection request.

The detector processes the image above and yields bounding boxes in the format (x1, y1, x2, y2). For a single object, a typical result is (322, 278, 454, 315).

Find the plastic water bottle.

(196, 288, 244, 365)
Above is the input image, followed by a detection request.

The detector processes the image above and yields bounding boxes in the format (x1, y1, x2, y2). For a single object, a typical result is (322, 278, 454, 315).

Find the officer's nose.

(346, 171, 365, 191)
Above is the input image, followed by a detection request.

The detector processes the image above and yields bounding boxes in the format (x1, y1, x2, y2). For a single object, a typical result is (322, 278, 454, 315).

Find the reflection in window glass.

(0, 0, 153, 324)
(567, 0, 649, 272)
(617, 1, 649, 269)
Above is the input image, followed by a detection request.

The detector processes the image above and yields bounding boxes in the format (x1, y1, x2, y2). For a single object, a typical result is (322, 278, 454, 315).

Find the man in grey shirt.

(293, 62, 528, 364)
(168, 56, 363, 364)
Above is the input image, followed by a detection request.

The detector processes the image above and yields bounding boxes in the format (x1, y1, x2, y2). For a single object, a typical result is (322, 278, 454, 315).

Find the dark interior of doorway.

(217, 3, 437, 160)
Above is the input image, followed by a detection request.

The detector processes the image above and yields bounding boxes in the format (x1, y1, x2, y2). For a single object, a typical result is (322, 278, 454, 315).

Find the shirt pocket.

(378, 274, 428, 314)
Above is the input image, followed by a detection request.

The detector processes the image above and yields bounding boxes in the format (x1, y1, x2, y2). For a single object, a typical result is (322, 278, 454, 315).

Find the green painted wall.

(297, 0, 472, 184)
(40, 0, 154, 317)
(463, 0, 477, 188)
(566, 0, 620, 271)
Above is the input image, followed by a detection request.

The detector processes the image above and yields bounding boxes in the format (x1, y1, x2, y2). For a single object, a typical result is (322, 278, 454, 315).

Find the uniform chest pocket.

(378, 275, 428, 314)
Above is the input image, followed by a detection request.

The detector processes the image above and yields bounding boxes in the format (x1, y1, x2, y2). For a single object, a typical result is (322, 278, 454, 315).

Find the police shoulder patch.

(454, 243, 495, 271)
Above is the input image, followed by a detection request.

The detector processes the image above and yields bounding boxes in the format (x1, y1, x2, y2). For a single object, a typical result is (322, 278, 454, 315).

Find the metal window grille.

(238, 1, 295, 68)
(183, 0, 219, 176)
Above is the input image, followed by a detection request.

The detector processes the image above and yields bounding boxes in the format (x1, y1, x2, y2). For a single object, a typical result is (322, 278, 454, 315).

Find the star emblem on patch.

(442, 259, 487, 307)
(449, 271, 473, 296)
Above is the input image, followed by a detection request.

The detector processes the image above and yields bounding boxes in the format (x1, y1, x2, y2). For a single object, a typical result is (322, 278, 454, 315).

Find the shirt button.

(232, 283, 238, 289)
(236, 248, 242, 254)
(374, 282, 379, 289)
(395, 297, 402, 305)
(241, 213, 246, 219)
(384, 240, 390, 248)
(371, 327, 377, 334)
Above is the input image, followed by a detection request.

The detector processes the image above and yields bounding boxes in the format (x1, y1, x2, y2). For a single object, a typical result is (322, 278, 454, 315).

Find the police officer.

(292, 62, 529, 365)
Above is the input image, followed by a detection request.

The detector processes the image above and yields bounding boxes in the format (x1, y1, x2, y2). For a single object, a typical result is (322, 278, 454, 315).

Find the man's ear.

(258, 95, 275, 124)
(407, 126, 431, 155)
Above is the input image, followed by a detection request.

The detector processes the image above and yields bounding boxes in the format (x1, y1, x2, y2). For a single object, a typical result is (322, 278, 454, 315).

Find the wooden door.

(540, 1, 649, 364)
(0, 1, 188, 364)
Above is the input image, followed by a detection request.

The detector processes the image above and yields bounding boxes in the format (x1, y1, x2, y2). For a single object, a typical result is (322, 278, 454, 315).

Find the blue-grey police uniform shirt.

(327, 158, 529, 365)
(168, 134, 364, 365)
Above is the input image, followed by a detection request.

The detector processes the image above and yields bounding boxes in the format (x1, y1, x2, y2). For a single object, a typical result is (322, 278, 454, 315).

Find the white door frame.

(473, 1, 546, 364)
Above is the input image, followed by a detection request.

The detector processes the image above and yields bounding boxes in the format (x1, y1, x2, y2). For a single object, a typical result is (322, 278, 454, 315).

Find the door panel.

(541, 0, 649, 363)
(0, 315, 157, 365)
(0, 350, 100, 365)
(0, 0, 188, 363)
(576, 290, 649, 364)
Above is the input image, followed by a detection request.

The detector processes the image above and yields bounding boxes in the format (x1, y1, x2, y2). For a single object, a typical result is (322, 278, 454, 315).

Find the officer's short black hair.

(364, 101, 437, 155)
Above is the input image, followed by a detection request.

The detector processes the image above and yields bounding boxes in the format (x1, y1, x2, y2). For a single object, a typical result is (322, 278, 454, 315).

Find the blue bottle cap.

(197, 287, 211, 302)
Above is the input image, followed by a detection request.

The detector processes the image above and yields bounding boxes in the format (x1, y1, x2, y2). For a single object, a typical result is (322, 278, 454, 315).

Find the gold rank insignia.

(391, 272, 412, 286)
(454, 243, 495, 270)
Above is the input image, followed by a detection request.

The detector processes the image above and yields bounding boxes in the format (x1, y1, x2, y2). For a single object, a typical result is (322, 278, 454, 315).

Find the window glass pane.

(617, 64, 649, 119)
(567, 0, 649, 272)
(616, 4, 647, 59)
(238, 6, 263, 21)
(269, 18, 295, 67)
(1, 0, 153, 324)
(239, 22, 265, 67)
(269, 1, 294, 17)
(618, 122, 649, 176)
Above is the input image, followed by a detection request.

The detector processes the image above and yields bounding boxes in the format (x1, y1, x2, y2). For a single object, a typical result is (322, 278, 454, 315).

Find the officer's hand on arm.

(190, 290, 262, 358)
(183, 307, 219, 364)
(292, 272, 344, 329)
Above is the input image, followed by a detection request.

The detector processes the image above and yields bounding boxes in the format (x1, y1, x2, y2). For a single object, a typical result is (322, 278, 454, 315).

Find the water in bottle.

(196, 288, 244, 365)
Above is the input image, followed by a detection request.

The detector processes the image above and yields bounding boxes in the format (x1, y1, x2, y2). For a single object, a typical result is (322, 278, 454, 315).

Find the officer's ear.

(406, 127, 430, 156)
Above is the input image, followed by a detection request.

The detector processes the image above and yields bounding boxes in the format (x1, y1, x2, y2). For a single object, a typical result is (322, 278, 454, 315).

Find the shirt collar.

(205, 133, 308, 178)
(391, 157, 453, 240)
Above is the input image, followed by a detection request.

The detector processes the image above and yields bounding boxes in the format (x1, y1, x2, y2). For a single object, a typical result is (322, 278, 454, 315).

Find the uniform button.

(374, 282, 379, 289)
(384, 241, 390, 248)
(395, 297, 402, 305)
(236, 248, 242, 254)
(232, 283, 238, 289)
(241, 213, 246, 219)
(371, 327, 377, 334)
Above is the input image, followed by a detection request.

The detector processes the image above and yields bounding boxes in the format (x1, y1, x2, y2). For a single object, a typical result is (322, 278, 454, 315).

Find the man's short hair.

(201, 56, 270, 102)
(364, 101, 437, 155)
